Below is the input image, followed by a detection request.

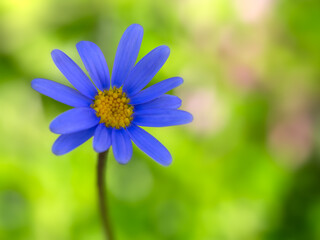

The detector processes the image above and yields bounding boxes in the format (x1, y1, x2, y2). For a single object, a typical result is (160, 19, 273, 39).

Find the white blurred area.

(234, 0, 275, 23)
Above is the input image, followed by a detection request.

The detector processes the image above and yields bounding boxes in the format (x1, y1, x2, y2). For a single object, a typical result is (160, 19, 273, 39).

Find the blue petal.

(76, 41, 110, 91)
(133, 95, 182, 111)
(51, 49, 97, 99)
(111, 24, 144, 88)
(52, 127, 96, 155)
(112, 128, 132, 164)
(127, 124, 172, 166)
(93, 124, 112, 153)
(50, 107, 99, 134)
(31, 78, 92, 107)
(133, 109, 193, 127)
(123, 45, 170, 96)
(129, 77, 183, 104)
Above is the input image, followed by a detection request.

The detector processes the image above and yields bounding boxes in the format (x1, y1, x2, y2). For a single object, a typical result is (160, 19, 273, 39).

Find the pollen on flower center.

(91, 87, 133, 129)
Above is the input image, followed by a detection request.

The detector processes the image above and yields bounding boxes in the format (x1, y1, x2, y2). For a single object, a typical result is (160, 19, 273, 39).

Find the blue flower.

(31, 24, 193, 166)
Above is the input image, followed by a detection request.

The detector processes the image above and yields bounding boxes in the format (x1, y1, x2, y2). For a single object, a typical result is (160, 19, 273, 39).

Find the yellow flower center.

(91, 87, 133, 129)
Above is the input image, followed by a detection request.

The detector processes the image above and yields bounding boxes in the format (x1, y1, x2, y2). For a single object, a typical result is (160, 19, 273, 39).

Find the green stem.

(97, 150, 114, 240)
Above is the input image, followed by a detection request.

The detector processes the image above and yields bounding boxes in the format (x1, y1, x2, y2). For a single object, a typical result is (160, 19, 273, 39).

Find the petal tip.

(160, 157, 173, 167)
(115, 156, 131, 165)
(75, 41, 85, 49)
(159, 45, 170, 56)
(93, 136, 111, 153)
(76, 40, 86, 46)
(49, 123, 57, 134)
(129, 23, 144, 32)
(52, 145, 64, 156)
(116, 161, 130, 165)
(51, 49, 65, 62)
(30, 79, 39, 90)
(185, 111, 194, 123)
(93, 146, 105, 153)
(51, 49, 61, 57)
(177, 77, 184, 84)
(76, 40, 95, 49)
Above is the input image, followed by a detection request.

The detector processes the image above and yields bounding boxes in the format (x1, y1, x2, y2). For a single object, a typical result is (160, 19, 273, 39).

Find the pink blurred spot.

(234, 0, 274, 23)
(229, 64, 260, 92)
(269, 112, 314, 168)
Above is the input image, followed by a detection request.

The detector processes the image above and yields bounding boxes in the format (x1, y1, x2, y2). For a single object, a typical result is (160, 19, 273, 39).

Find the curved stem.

(97, 150, 114, 240)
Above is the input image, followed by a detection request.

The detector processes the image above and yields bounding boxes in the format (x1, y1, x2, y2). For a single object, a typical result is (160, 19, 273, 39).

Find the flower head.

(31, 24, 192, 166)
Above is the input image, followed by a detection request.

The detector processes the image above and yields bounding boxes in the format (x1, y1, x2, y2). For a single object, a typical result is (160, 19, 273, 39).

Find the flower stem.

(97, 150, 114, 240)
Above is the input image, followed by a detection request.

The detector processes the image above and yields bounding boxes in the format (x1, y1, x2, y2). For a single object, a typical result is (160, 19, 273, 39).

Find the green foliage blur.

(0, 0, 320, 239)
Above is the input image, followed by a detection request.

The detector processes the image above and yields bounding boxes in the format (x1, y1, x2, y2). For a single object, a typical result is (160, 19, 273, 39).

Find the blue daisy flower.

(31, 24, 193, 166)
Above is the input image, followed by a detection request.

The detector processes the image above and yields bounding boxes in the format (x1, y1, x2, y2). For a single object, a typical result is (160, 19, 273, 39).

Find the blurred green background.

(0, 0, 320, 239)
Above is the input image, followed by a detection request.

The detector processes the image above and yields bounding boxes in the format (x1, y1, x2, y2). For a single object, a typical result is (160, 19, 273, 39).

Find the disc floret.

(91, 87, 133, 129)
